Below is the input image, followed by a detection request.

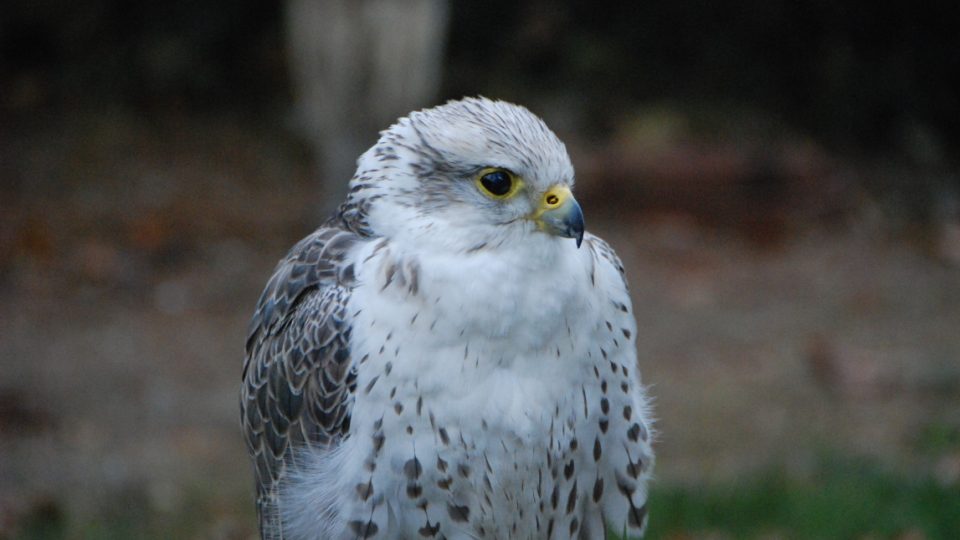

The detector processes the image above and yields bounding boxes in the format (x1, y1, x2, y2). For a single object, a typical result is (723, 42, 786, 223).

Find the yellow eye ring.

(475, 168, 523, 200)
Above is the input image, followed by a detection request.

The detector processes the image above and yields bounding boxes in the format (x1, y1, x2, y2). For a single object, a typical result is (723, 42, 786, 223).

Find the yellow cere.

(532, 185, 572, 219)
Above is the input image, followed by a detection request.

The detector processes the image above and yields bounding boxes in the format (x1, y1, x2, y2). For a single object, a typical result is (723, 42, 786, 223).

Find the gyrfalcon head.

(337, 97, 584, 252)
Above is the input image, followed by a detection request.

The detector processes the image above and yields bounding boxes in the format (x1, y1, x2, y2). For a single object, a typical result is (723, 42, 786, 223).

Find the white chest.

(283, 236, 652, 540)
(347, 240, 604, 533)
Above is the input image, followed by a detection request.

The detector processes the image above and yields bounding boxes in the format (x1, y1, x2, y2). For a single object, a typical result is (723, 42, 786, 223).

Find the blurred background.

(2, 1, 959, 538)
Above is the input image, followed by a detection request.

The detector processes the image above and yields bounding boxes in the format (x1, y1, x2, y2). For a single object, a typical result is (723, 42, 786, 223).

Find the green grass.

(645, 459, 960, 539)
(11, 482, 254, 540)
(12, 459, 960, 539)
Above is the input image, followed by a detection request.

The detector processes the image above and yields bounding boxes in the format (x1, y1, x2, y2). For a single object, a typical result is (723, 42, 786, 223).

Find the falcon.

(241, 97, 654, 539)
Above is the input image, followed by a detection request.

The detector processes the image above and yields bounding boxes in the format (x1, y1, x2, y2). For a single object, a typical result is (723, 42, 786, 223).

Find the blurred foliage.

(645, 458, 960, 539)
(0, 0, 286, 110)
(2, 0, 956, 231)
(11, 481, 254, 540)
(448, 1, 960, 163)
(2, 0, 957, 160)
(916, 422, 960, 455)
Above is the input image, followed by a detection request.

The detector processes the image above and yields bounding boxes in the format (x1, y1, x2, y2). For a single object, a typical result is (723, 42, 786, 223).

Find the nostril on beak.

(545, 194, 559, 206)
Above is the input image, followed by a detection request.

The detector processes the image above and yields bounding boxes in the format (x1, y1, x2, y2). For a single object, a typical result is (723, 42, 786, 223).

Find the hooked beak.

(531, 185, 585, 248)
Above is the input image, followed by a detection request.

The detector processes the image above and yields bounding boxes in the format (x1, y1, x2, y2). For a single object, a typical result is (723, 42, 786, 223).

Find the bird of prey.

(241, 97, 654, 539)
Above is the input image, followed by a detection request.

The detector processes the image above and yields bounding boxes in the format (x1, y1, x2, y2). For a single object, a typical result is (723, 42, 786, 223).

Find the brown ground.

(2, 110, 958, 537)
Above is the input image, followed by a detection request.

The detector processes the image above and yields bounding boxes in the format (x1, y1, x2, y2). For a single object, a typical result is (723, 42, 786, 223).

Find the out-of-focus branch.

(284, 0, 449, 215)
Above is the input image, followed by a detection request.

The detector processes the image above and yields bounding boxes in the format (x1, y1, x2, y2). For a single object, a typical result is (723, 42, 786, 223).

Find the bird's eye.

(481, 171, 512, 195)
(476, 168, 520, 199)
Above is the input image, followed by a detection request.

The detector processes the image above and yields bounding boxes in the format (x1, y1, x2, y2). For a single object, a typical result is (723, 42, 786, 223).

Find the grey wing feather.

(241, 224, 361, 539)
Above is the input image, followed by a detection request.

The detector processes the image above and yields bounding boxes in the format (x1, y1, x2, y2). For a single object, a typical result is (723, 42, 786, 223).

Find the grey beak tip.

(570, 201, 585, 248)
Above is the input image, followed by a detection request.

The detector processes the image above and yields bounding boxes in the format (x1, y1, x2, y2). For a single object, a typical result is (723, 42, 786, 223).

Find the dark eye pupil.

(481, 171, 512, 196)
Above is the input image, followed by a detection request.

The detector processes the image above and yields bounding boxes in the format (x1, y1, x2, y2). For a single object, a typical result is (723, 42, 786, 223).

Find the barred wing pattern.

(241, 225, 361, 539)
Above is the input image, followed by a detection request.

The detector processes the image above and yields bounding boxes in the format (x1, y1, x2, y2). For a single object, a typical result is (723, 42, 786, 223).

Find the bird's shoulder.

(244, 224, 359, 352)
(583, 232, 629, 293)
